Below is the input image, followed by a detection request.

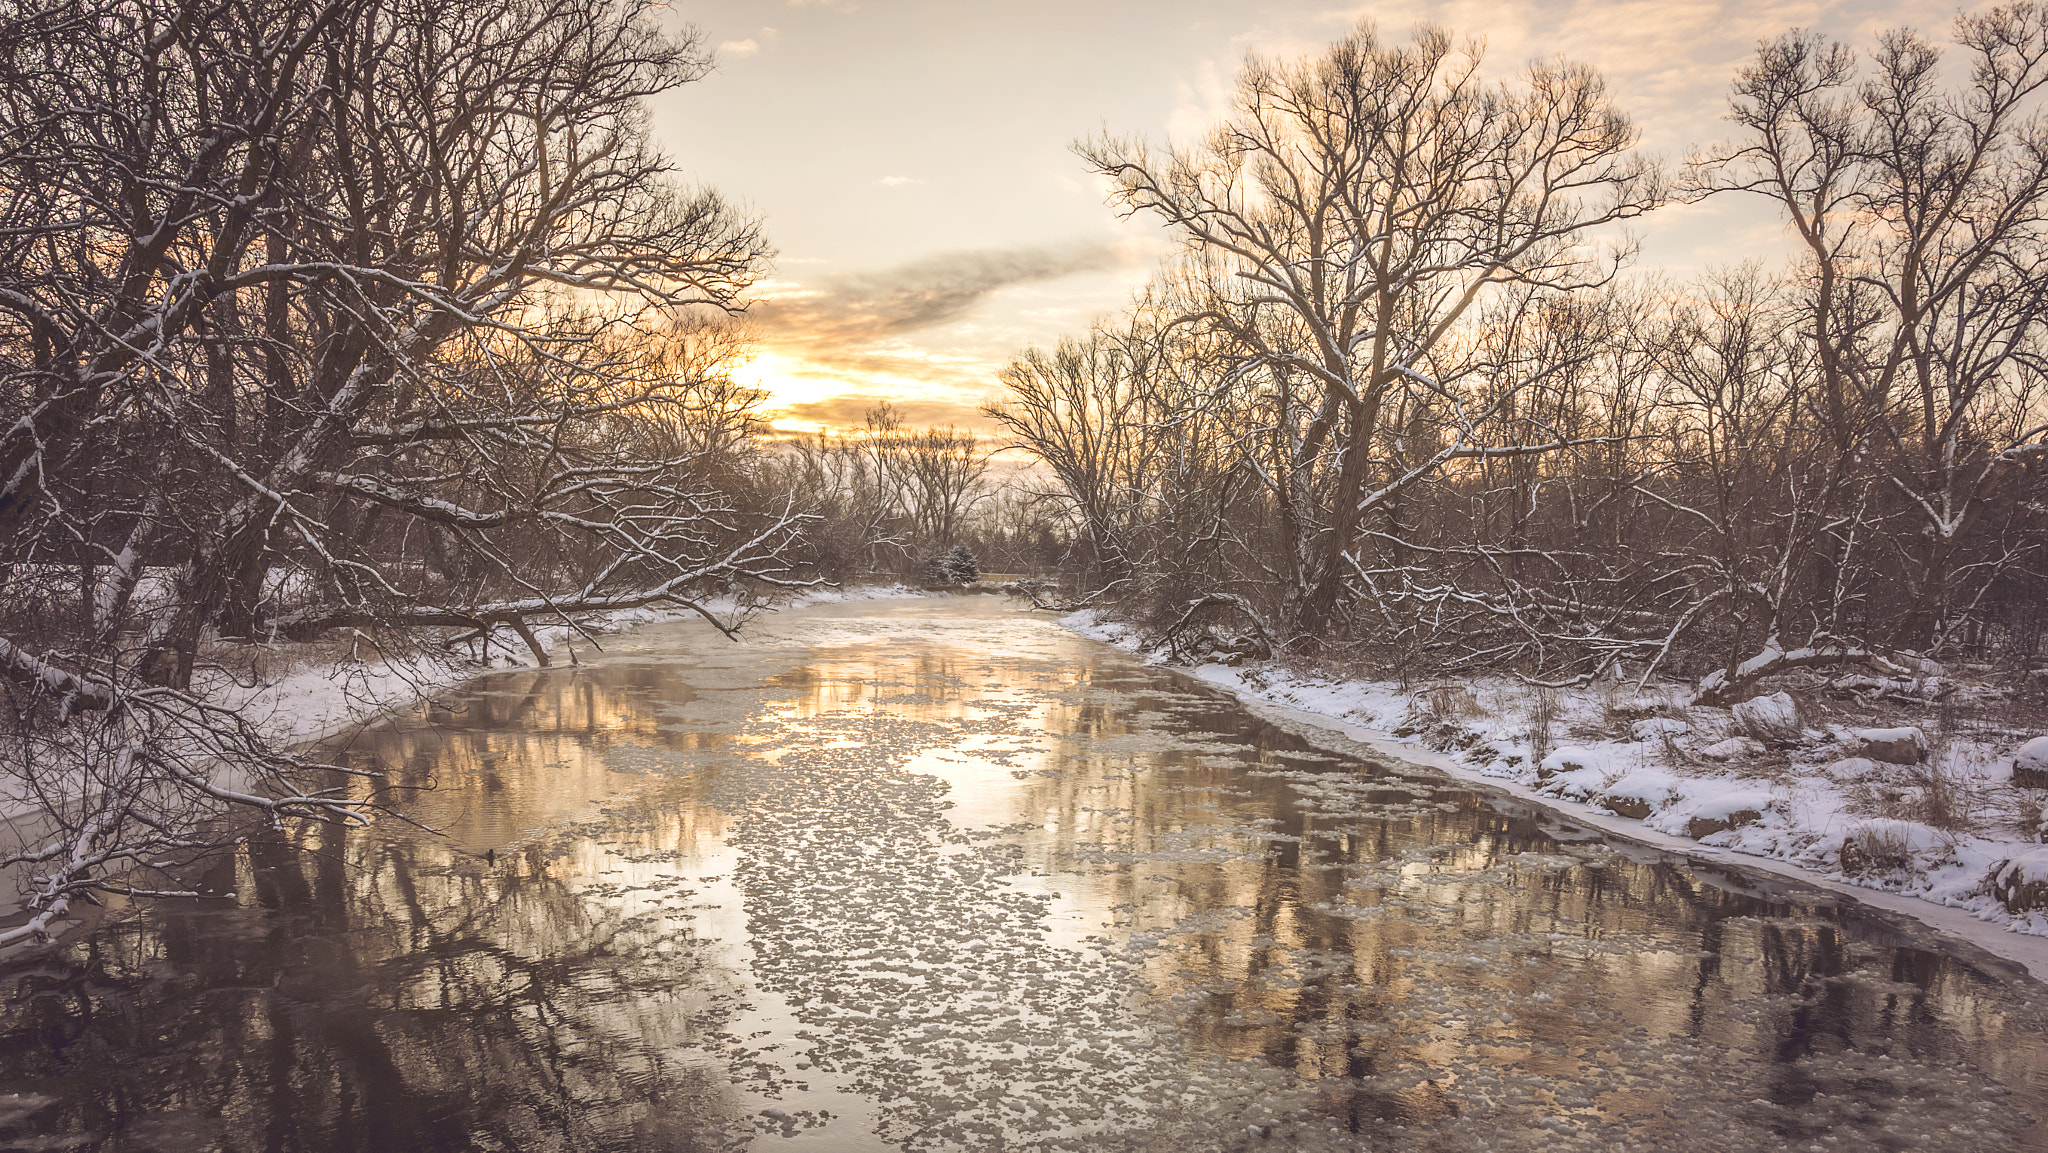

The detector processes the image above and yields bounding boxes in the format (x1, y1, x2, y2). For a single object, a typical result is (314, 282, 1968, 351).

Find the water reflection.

(2, 600, 2045, 1151)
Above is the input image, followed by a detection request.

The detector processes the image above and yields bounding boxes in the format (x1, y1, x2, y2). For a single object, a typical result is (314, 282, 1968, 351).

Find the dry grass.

(2012, 791, 2047, 843)
(1841, 775, 1906, 818)
(1916, 755, 1978, 831)
(191, 626, 458, 694)
(195, 635, 353, 684)
(1837, 744, 1988, 833)
(1527, 688, 1560, 765)
(1841, 826, 1916, 877)
(1420, 681, 1484, 722)
(1597, 679, 1680, 731)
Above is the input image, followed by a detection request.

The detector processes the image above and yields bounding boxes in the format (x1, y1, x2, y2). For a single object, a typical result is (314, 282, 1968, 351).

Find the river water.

(3, 599, 2046, 1152)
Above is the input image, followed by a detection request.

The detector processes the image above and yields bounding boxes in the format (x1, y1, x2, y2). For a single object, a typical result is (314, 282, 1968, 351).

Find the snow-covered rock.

(2012, 736, 2048, 789)
(1848, 726, 1927, 765)
(1698, 736, 1765, 762)
(1630, 717, 1690, 742)
(1536, 748, 1611, 800)
(1681, 789, 1774, 840)
(1994, 849, 2048, 913)
(1543, 768, 1608, 801)
(1821, 756, 1882, 780)
(1733, 691, 1799, 736)
(1606, 695, 1673, 720)
(1536, 747, 1600, 781)
(1595, 770, 1682, 819)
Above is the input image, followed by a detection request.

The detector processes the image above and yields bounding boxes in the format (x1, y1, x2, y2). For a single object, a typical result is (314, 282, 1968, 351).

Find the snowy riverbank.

(1061, 610, 2048, 980)
(228, 581, 933, 753)
(213, 583, 929, 749)
(0, 584, 927, 824)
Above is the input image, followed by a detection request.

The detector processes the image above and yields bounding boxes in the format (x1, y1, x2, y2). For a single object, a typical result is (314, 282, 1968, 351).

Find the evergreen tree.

(943, 544, 981, 585)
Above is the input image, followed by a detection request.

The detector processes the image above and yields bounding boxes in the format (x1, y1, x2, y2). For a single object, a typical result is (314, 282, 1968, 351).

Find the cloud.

(739, 240, 1150, 434)
(878, 175, 924, 188)
(751, 241, 1129, 351)
(718, 38, 760, 57)
(1166, 56, 1233, 144)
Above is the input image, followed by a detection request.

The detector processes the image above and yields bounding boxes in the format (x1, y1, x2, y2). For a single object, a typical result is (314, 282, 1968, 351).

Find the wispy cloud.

(743, 240, 1143, 431)
(1166, 56, 1233, 144)
(878, 175, 924, 188)
(753, 241, 1129, 349)
(718, 38, 760, 57)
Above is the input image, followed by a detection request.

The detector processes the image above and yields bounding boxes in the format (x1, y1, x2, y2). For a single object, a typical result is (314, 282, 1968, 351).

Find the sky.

(649, 0, 1976, 436)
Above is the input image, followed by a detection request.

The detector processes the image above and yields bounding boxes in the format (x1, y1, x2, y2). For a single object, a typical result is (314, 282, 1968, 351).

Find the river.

(2, 598, 2045, 1151)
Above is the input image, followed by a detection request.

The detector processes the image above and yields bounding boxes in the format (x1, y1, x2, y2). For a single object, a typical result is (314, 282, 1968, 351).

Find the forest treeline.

(991, 15, 2048, 703)
(1, 0, 2044, 939)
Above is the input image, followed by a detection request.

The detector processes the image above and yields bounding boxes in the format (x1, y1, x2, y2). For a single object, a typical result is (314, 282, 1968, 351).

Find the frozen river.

(3, 599, 2046, 1151)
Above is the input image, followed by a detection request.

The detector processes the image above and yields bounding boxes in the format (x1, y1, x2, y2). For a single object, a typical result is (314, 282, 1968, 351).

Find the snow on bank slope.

(1062, 610, 2048, 979)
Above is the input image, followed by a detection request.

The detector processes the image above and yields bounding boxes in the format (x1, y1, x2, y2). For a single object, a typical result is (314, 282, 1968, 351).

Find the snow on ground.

(1062, 609, 2048, 978)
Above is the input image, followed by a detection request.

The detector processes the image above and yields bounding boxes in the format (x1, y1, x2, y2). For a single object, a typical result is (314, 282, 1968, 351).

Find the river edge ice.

(1057, 608, 2048, 983)
(0, 585, 928, 826)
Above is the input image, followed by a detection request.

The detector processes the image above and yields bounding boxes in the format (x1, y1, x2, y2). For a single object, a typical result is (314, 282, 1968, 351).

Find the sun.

(730, 350, 844, 435)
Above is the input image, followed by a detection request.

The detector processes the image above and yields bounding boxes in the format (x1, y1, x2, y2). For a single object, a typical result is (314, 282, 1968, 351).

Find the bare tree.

(990, 327, 1156, 590)
(1000, 14, 2048, 695)
(893, 424, 990, 547)
(777, 404, 995, 579)
(1706, 7, 2048, 654)
(0, 0, 791, 946)
(1629, 271, 1897, 702)
(1077, 22, 1661, 644)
